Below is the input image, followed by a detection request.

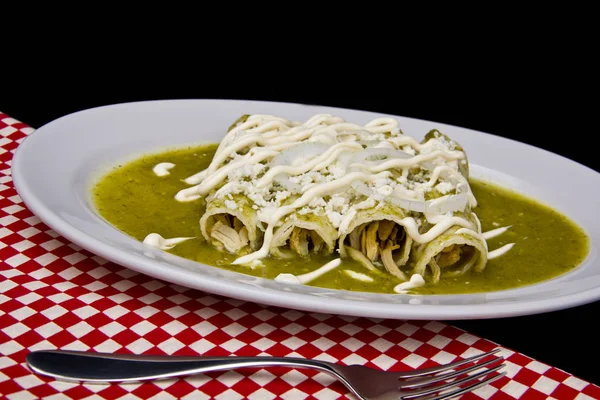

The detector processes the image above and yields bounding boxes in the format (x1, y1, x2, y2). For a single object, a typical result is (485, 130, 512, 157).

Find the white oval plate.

(12, 99, 600, 320)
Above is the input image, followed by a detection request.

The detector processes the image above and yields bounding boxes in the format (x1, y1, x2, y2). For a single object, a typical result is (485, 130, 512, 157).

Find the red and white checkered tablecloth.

(1, 111, 599, 400)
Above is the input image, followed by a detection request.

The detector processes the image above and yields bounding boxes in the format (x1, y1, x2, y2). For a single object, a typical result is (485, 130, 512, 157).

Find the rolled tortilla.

(409, 217, 487, 283)
(270, 211, 338, 258)
(200, 194, 263, 254)
(338, 203, 413, 280)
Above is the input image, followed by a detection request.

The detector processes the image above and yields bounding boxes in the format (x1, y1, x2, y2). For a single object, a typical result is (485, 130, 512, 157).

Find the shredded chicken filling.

(286, 228, 326, 256)
(209, 214, 249, 254)
(346, 220, 409, 281)
(428, 245, 477, 280)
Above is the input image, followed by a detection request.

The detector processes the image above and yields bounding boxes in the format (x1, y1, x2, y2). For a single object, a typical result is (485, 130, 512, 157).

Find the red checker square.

(262, 376, 295, 396)
(512, 367, 546, 387)
(506, 352, 533, 366)
(165, 380, 200, 398)
(583, 383, 600, 398)
(230, 375, 261, 395)
(62, 384, 96, 399)
(293, 343, 322, 360)
(27, 381, 61, 399)
(0, 379, 28, 397)
(96, 383, 133, 398)
(549, 383, 580, 399)
(9, 329, 44, 349)
(323, 343, 354, 362)
(21, 312, 51, 330)
(192, 376, 230, 396)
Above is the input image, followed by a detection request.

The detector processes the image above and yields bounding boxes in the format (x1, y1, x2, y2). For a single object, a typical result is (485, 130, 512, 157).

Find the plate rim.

(11, 98, 600, 320)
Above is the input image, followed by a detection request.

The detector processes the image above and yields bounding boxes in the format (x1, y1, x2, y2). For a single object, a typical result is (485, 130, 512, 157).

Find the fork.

(26, 348, 505, 400)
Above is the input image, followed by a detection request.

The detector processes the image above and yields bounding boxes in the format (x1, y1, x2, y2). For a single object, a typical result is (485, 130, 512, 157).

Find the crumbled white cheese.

(435, 182, 453, 195)
(224, 200, 237, 210)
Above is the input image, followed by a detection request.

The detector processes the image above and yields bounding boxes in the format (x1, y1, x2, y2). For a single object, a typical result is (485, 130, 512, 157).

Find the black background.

(2, 43, 598, 386)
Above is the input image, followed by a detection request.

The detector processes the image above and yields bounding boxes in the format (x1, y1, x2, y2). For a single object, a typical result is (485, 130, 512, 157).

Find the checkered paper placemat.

(1, 112, 599, 400)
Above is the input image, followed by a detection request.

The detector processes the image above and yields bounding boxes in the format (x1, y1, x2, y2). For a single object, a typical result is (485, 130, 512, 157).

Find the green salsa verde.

(92, 144, 590, 295)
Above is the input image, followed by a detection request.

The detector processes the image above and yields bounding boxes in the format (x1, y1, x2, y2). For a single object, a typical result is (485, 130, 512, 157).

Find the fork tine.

(429, 371, 506, 400)
(399, 363, 505, 399)
(396, 348, 501, 378)
(399, 356, 503, 389)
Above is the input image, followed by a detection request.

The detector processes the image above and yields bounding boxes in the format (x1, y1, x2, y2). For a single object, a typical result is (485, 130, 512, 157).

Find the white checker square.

(341, 337, 365, 352)
(251, 323, 276, 336)
(367, 324, 391, 336)
(33, 254, 57, 267)
(0, 215, 18, 226)
(91, 255, 109, 265)
(340, 324, 362, 336)
(218, 370, 245, 387)
(222, 322, 247, 337)
(22, 281, 48, 291)
(73, 305, 100, 319)
(108, 293, 132, 304)
(282, 310, 303, 321)
(191, 320, 217, 335)
(58, 266, 83, 280)
(310, 323, 334, 335)
(66, 321, 95, 338)
(1, 269, 23, 278)
(165, 305, 190, 318)
(456, 332, 479, 345)
(99, 321, 126, 337)
(28, 340, 57, 352)
(215, 389, 243, 400)
(158, 337, 185, 354)
(8, 194, 22, 203)
(314, 388, 344, 400)
(162, 320, 187, 336)
(11, 239, 34, 252)
(2, 204, 24, 214)
(35, 322, 62, 338)
(282, 323, 305, 335)
(253, 309, 276, 321)
(370, 338, 393, 352)
(342, 354, 367, 366)
(0, 227, 11, 239)
(61, 340, 91, 351)
(112, 279, 136, 292)
(87, 266, 111, 279)
(248, 388, 277, 400)
(427, 334, 452, 349)
(399, 337, 423, 352)
(13, 374, 45, 389)
(314, 353, 338, 363)
(189, 338, 217, 354)
(83, 281, 107, 292)
(564, 376, 588, 391)
(280, 388, 309, 399)
(139, 293, 162, 304)
(195, 307, 218, 319)
(54, 281, 76, 292)
(430, 350, 456, 366)
(167, 294, 191, 304)
(250, 337, 276, 351)
(248, 370, 276, 386)
(126, 338, 154, 354)
(1, 279, 17, 293)
(396, 323, 419, 336)
(94, 339, 121, 353)
(142, 280, 165, 291)
(4, 322, 29, 338)
(401, 353, 427, 369)
(182, 390, 211, 400)
(281, 337, 306, 350)
(134, 305, 160, 319)
(131, 320, 157, 336)
(281, 370, 308, 386)
(526, 360, 551, 374)
(371, 354, 397, 370)
(47, 293, 72, 304)
(0, 356, 17, 369)
(500, 379, 528, 399)
(575, 394, 596, 400)
(221, 338, 245, 353)
(23, 215, 42, 225)
(223, 308, 247, 321)
(312, 337, 335, 351)
(41, 305, 68, 320)
(40, 239, 63, 251)
(78, 292, 103, 304)
(5, 253, 30, 267)
(16, 292, 42, 305)
(532, 375, 560, 395)
(197, 295, 219, 306)
(104, 305, 128, 319)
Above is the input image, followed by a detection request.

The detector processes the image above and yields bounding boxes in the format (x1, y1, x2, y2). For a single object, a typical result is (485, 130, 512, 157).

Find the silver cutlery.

(26, 348, 505, 400)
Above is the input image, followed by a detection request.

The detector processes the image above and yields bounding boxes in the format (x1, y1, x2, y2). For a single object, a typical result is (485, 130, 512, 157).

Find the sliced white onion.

(270, 142, 330, 167)
(351, 148, 412, 166)
(352, 181, 468, 214)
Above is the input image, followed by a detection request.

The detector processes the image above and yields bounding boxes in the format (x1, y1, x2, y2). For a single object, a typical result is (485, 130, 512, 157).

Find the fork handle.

(26, 350, 338, 383)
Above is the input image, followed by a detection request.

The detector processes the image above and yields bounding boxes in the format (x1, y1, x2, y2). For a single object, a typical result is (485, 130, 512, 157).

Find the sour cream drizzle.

(175, 113, 490, 264)
(153, 162, 175, 177)
(143, 233, 194, 250)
